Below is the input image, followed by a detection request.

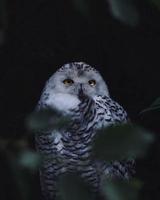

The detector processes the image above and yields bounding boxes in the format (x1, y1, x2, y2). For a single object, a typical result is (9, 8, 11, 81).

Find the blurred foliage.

(151, 0, 160, 11)
(71, 0, 160, 26)
(26, 108, 71, 132)
(102, 179, 142, 200)
(0, 100, 158, 200)
(107, 0, 139, 26)
(140, 97, 160, 114)
(17, 106, 155, 200)
(9, 150, 41, 200)
(0, 138, 41, 200)
(72, 0, 91, 18)
(18, 150, 41, 171)
(56, 173, 93, 200)
(93, 124, 154, 161)
(71, 0, 139, 26)
(0, 103, 158, 200)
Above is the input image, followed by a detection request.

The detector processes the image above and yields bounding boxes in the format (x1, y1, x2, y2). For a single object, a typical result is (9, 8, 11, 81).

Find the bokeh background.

(0, 0, 160, 200)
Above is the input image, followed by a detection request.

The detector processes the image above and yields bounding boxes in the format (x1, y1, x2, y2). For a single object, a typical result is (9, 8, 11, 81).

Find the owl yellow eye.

(88, 79, 96, 86)
(63, 79, 74, 85)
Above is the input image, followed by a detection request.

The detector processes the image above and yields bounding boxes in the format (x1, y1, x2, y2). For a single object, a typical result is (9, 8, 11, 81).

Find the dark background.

(0, 0, 160, 199)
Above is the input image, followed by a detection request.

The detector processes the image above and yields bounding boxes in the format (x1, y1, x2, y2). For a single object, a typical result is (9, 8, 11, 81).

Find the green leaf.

(93, 124, 154, 161)
(18, 150, 41, 171)
(56, 173, 92, 200)
(150, 97, 160, 106)
(26, 108, 71, 132)
(102, 179, 142, 200)
(107, 0, 139, 26)
(9, 153, 37, 200)
(140, 106, 160, 114)
(140, 97, 160, 114)
(150, 0, 160, 11)
(72, 0, 90, 18)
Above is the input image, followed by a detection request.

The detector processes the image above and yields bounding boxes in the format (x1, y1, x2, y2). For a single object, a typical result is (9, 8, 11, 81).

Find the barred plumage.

(35, 62, 135, 200)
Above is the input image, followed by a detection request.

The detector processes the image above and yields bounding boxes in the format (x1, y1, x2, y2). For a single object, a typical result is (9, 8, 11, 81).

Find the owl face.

(50, 62, 109, 98)
(42, 62, 109, 113)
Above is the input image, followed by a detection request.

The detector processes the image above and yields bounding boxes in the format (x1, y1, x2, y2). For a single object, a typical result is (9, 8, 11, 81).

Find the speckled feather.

(35, 62, 135, 200)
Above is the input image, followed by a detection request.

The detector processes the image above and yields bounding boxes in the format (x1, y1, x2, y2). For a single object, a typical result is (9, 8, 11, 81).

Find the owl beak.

(78, 84, 85, 99)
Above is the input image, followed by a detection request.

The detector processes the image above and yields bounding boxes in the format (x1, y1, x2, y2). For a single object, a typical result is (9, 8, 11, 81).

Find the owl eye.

(63, 79, 74, 85)
(88, 79, 96, 86)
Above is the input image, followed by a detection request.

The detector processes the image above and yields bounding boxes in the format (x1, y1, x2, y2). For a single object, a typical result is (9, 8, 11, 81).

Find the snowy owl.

(35, 62, 135, 200)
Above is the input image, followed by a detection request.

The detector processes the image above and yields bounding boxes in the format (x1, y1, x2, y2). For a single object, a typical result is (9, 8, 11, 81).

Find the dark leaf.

(150, 0, 160, 11)
(17, 150, 41, 171)
(107, 0, 139, 26)
(140, 106, 160, 114)
(9, 153, 36, 200)
(56, 173, 92, 200)
(26, 108, 71, 132)
(72, 0, 90, 17)
(93, 124, 154, 161)
(102, 179, 142, 200)
(140, 97, 160, 114)
(150, 97, 160, 106)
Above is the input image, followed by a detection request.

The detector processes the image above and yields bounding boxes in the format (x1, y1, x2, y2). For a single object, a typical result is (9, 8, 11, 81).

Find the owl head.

(40, 62, 109, 112)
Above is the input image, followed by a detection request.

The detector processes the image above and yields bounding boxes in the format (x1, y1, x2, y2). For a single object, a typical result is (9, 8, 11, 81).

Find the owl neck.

(45, 93, 81, 115)
(68, 96, 97, 140)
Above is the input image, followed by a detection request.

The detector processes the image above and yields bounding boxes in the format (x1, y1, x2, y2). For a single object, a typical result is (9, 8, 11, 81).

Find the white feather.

(46, 93, 80, 113)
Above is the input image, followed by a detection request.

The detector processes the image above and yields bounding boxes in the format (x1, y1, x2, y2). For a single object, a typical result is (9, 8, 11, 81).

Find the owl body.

(35, 62, 134, 200)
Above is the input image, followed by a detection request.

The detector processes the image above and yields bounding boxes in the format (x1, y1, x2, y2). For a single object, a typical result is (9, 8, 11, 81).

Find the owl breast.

(35, 62, 133, 200)
(45, 93, 81, 114)
(36, 94, 129, 199)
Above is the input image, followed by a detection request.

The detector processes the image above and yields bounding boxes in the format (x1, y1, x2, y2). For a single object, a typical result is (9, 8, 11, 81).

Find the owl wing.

(95, 96, 135, 180)
(104, 96, 128, 123)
